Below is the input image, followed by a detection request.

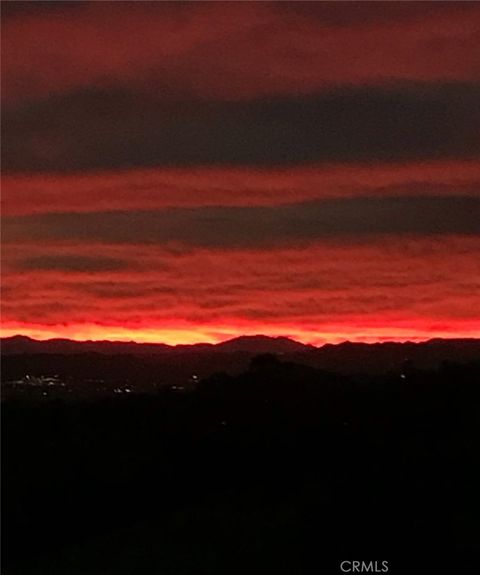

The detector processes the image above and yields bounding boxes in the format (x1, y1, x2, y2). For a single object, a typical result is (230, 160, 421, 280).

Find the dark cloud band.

(5, 196, 480, 249)
(4, 83, 479, 172)
(18, 255, 131, 273)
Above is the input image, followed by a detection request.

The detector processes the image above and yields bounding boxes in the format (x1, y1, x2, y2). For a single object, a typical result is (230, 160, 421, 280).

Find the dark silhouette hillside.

(3, 338, 480, 395)
(3, 354, 480, 574)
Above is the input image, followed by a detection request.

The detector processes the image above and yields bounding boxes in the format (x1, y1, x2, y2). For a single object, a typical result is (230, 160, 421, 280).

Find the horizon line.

(2, 332, 478, 349)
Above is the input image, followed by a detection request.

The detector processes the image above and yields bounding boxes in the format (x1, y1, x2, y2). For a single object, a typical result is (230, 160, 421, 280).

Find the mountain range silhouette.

(2, 335, 479, 376)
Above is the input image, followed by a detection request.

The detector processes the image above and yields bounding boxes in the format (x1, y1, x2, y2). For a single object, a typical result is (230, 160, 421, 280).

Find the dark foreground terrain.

(2, 355, 480, 574)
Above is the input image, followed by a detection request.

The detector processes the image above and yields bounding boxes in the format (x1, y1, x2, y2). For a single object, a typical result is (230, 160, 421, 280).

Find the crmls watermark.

(340, 560, 389, 573)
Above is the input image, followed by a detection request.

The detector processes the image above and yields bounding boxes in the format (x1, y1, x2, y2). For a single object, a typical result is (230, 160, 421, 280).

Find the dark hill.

(215, 335, 313, 354)
(2, 336, 480, 386)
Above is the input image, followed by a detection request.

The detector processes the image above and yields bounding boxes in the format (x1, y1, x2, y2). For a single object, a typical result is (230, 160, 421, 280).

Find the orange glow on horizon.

(2, 320, 479, 347)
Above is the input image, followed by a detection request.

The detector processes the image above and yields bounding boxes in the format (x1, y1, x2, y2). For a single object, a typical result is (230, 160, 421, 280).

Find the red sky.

(2, 1, 480, 344)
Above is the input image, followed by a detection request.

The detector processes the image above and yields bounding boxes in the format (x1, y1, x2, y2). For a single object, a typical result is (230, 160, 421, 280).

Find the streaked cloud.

(5, 196, 480, 248)
(3, 2, 479, 104)
(2, 237, 480, 343)
(4, 83, 480, 172)
(18, 254, 131, 273)
(4, 161, 479, 216)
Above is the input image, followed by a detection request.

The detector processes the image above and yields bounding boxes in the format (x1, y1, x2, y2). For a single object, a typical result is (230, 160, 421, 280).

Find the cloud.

(3, 2, 479, 104)
(18, 254, 131, 273)
(2, 237, 480, 343)
(3, 161, 480, 216)
(4, 83, 480, 172)
(4, 196, 480, 248)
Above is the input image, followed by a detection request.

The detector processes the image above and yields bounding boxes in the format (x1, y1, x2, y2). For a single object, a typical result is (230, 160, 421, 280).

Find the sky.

(2, 1, 480, 345)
